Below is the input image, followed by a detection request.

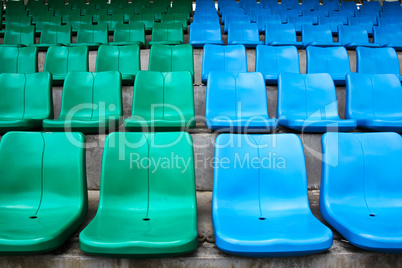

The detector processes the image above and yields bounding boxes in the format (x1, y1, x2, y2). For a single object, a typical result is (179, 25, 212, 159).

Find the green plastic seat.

(79, 2, 96, 16)
(108, 7, 134, 22)
(33, 25, 71, 50)
(0, 131, 87, 254)
(0, 46, 37, 73)
(149, 22, 183, 46)
(139, 7, 162, 22)
(47, 0, 67, 12)
(167, 7, 190, 22)
(3, 25, 35, 47)
(4, 16, 32, 27)
(161, 14, 188, 32)
(58, 8, 80, 24)
(125, 71, 195, 130)
(29, 9, 54, 24)
(35, 15, 62, 33)
(149, 44, 194, 80)
(152, 0, 171, 13)
(85, 8, 108, 23)
(42, 71, 122, 133)
(71, 24, 108, 49)
(5, 7, 27, 17)
(79, 131, 197, 257)
(110, 22, 146, 48)
(66, 14, 93, 32)
(96, 44, 140, 84)
(129, 14, 155, 32)
(69, 0, 87, 10)
(0, 72, 52, 132)
(44, 45, 88, 83)
(98, 14, 124, 32)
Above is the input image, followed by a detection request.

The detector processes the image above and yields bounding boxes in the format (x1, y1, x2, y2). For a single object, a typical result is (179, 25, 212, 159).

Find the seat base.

(0, 119, 44, 133)
(344, 42, 380, 49)
(279, 119, 357, 132)
(43, 119, 121, 134)
(269, 41, 304, 48)
(189, 40, 225, 47)
(206, 119, 278, 132)
(108, 41, 145, 48)
(228, 41, 264, 48)
(124, 118, 196, 131)
(148, 41, 183, 47)
(357, 119, 402, 132)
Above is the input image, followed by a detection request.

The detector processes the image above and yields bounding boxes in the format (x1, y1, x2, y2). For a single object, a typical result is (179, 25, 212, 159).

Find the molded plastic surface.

(129, 14, 155, 32)
(265, 23, 304, 48)
(373, 26, 402, 50)
(72, 23, 108, 49)
(338, 25, 379, 48)
(228, 23, 264, 47)
(348, 16, 375, 35)
(149, 22, 183, 46)
(0, 46, 37, 73)
(34, 25, 71, 50)
(189, 22, 224, 47)
(110, 22, 146, 48)
(302, 25, 340, 47)
(3, 25, 35, 46)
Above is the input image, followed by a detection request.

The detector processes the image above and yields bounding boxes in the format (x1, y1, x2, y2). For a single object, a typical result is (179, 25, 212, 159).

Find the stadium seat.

(356, 46, 402, 81)
(189, 22, 224, 47)
(96, 44, 140, 84)
(124, 71, 195, 130)
(4, 16, 32, 27)
(44, 46, 88, 84)
(338, 3, 357, 16)
(213, 133, 333, 257)
(0, 72, 52, 132)
(3, 25, 35, 47)
(338, 25, 380, 49)
(221, 7, 244, 24)
(277, 72, 357, 132)
(193, 14, 220, 24)
(139, 7, 163, 22)
(149, 44, 194, 80)
(306, 46, 350, 85)
(110, 23, 146, 48)
(256, 45, 300, 84)
(302, 25, 340, 47)
(0, 131, 87, 254)
(98, 14, 124, 32)
(42, 71, 122, 133)
(205, 72, 278, 132)
(202, 44, 247, 84)
(66, 15, 93, 32)
(277, 9, 299, 23)
(129, 14, 155, 32)
(168, 6, 191, 22)
(84, 8, 108, 23)
(265, 23, 303, 48)
(373, 26, 402, 50)
(318, 16, 345, 34)
(383, 1, 401, 11)
(0, 46, 37, 73)
(70, 0, 87, 10)
(288, 16, 314, 33)
(79, 132, 197, 257)
(59, 8, 81, 24)
(33, 25, 71, 50)
(256, 14, 282, 33)
(348, 16, 376, 35)
(148, 23, 184, 46)
(345, 73, 402, 131)
(303, 10, 329, 23)
(228, 23, 264, 47)
(108, 7, 133, 22)
(224, 14, 251, 33)
(161, 14, 188, 32)
(362, 0, 381, 12)
(321, 132, 402, 252)
(323, 0, 340, 11)
(249, 6, 269, 22)
(377, 18, 402, 28)
(35, 15, 62, 33)
(71, 24, 108, 49)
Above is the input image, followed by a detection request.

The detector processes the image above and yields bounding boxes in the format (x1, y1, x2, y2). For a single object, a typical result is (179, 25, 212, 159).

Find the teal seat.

(42, 71, 123, 133)
(66, 15, 93, 32)
(110, 22, 146, 48)
(4, 16, 31, 27)
(129, 14, 155, 32)
(79, 132, 197, 257)
(3, 25, 35, 46)
(35, 15, 62, 33)
(71, 24, 108, 49)
(44, 45, 88, 84)
(139, 7, 162, 22)
(96, 44, 140, 84)
(59, 8, 81, 24)
(98, 14, 124, 32)
(30, 9, 55, 24)
(84, 8, 108, 23)
(0, 72, 53, 132)
(33, 25, 71, 50)
(161, 14, 188, 32)
(0, 46, 37, 73)
(149, 22, 183, 46)
(0, 131, 87, 254)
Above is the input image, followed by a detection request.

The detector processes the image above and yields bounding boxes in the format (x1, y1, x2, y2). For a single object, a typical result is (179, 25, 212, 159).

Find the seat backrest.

(306, 46, 350, 75)
(266, 23, 298, 43)
(98, 14, 124, 30)
(202, 44, 247, 80)
(96, 44, 140, 77)
(362, 0, 381, 11)
(189, 22, 223, 42)
(257, 14, 281, 31)
(373, 26, 402, 45)
(161, 13, 187, 24)
(0, 132, 86, 214)
(40, 24, 72, 45)
(319, 16, 346, 32)
(277, 73, 340, 120)
(348, 16, 375, 30)
(67, 15, 93, 31)
(149, 44, 194, 78)
(36, 15, 62, 31)
(193, 14, 220, 23)
(356, 46, 400, 75)
(151, 22, 183, 42)
(113, 22, 145, 44)
(76, 23, 108, 44)
(338, 25, 370, 44)
(5, 15, 32, 27)
(4, 25, 35, 46)
(0, 72, 52, 120)
(288, 16, 314, 28)
(378, 18, 402, 27)
(44, 46, 88, 78)
(59, 71, 122, 120)
(0, 46, 37, 73)
(256, 45, 300, 77)
(345, 73, 402, 120)
(228, 23, 260, 42)
(129, 14, 155, 30)
(302, 24, 334, 44)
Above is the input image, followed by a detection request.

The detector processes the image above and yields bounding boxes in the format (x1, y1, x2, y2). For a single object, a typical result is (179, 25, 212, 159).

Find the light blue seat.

(306, 46, 350, 85)
(255, 45, 300, 84)
(302, 25, 340, 47)
(373, 26, 402, 50)
(345, 73, 402, 131)
(221, 7, 244, 24)
(348, 16, 376, 35)
(202, 44, 247, 84)
(192, 14, 220, 24)
(321, 132, 402, 252)
(288, 16, 314, 33)
(205, 72, 277, 132)
(277, 72, 357, 132)
(265, 23, 303, 48)
(256, 14, 281, 33)
(228, 23, 263, 47)
(338, 25, 380, 48)
(277, 9, 299, 23)
(318, 16, 345, 33)
(356, 46, 402, 81)
(189, 22, 224, 47)
(213, 133, 333, 257)
(249, 6, 269, 22)
(224, 14, 251, 33)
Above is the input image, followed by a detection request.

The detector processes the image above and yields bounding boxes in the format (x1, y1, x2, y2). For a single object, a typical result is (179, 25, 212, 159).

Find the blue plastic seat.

(377, 17, 402, 27)
(202, 44, 247, 84)
(213, 133, 333, 257)
(323, 0, 340, 11)
(338, 3, 357, 16)
(302, 25, 340, 47)
(249, 6, 269, 22)
(373, 26, 402, 50)
(318, 16, 345, 33)
(282, 0, 300, 9)
(348, 16, 376, 35)
(321, 131, 402, 252)
(383, 1, 401, 11)
(277, 72, 357, 132)
(256, 14, 281, 32)
(338, 25, 380, 48)
(356, 46, 402, 81)
(288, 16, 314, 33)
(224, 14, 250, 33)
(189, 22, 224, 47)
(255, 45, 300, 84)
(221, 7, 244, 24)
(205, 72, 277, 132)
(277, 9, 299, 23)
(265, 23, 303, 48)
(192, 14, 220, 24)
(303, 10, 328, 23)
(345, 73, 402, 131)
(306, 46, 350, 85)
(228, 23, 263, 47)
(362, 0, 381, 12)
(380, 9, 402, 18)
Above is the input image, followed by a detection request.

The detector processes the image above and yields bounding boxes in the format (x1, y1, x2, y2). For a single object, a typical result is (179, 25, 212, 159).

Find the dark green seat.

(33, 25, 71, 50)
(0, 131, 87, 254)
(110, 22, 145, 48)
(79, 2, 97, 16)
(35, 15, 62, 33)
(42, 71, 122, 133)
(85, 8, 108, 23)
(47, 0, 67, 12)
(96, 44, 140, 84)
(44, 45, 88, 83)
(149, 22, 183, 46)
(4, 16, 31, 27)
(0, 46, 37, 73)
(129, 14, 155, 32)
(139, 7, 162, 22)
(69, 0, 87, 10)
(152, 0, 171, 14)
(108, 7, 134, 22)
(79, 131, 197, 257)
(0, 72, 52, 132)
(59, 8, 80, 24)
(161, 14, 188, 32)
(5, 7, 27, 17)
(66, 14, 93, 32)
(125, 71, 195, 130)
(29, 9, 54, 24)
(3, 25, 35, 46)
(71, 24, 108, 49)
(98, 14, 124, 32)
(149, 44, 194, 80)
(167, 6, 191, 22)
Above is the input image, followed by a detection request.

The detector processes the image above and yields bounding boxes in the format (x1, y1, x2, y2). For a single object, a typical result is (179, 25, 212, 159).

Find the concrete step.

(1, 190, 401, 267)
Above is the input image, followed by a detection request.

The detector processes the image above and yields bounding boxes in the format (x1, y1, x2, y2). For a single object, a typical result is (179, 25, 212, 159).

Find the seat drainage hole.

(369, 214, 376, 217)
(143, 218, 150, 221)
(29, 216, 37, 219)
(259, 217, 266, 220)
